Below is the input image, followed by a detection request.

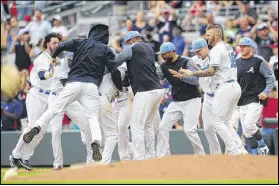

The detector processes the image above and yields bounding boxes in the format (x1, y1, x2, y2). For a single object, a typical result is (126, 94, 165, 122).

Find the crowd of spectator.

(1, 0, 278, 149)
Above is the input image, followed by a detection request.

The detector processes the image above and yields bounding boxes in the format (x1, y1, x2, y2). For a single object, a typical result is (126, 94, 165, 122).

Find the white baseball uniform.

(49, 57, 94, 168)
(208, 41, 242, 155)
(192, 54, 245, 154)
(12, 51, 53, 161)
(99, 63, 128, 164)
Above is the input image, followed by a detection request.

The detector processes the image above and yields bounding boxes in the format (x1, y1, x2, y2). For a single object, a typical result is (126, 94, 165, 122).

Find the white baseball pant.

(99, 95, 122, 164)
(34, 82, 102, 145)
(239, 102, 263, 138)
(117, 98, 162, 161)
(12, 87, 48, 160)
(48, 91, 93, 168)
(203, 94, 245, 154)
(130, 89, 165, 160)
(156, 97, 205, 158)
(210, 82, 242, 155)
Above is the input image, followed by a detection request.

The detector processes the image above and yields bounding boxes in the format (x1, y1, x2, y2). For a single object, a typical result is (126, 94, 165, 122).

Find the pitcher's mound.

(18, 155, 279, 181)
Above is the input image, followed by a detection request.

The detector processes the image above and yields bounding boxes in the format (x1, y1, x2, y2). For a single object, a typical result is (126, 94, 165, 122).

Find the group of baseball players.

(8, 23, 275, 171)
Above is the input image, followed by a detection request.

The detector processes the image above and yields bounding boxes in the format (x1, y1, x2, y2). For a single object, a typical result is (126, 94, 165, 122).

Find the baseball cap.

(257, 23, 268, 30)
(123, 31, 143, 43)
(238, 37, 253, 47)
(251, 40, 258, 49)
(53, 15, 62, 21)
(190, 38, 207, 52)
(156, 42, 176, 55)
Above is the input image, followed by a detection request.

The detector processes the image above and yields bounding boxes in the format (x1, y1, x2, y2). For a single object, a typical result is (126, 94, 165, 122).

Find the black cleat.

(19, 159, 32, 171)
(23, 126, 41, 143)
(91, 141, 102, 162)
(9, 155, 20, 168)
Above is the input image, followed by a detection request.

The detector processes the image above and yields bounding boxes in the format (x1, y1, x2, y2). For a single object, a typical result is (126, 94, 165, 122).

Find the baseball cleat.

(9, 155, 20, 168)
(19, 159, 32, 171)
(23, 126, 41, 143)
(258, 145, 269, 156)
(91, 141, 102, 162)
(53, 165, 63, 171)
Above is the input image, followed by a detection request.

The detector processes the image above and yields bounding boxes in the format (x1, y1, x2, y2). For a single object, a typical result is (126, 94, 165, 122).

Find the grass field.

(1, 168, 278, 184)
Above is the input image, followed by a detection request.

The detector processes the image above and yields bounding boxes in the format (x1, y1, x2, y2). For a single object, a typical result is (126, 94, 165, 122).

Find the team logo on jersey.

(247, 66, 255, 73)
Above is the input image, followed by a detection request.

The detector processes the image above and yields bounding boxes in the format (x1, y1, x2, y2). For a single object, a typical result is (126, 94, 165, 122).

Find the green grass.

(1, 168, 278, 184)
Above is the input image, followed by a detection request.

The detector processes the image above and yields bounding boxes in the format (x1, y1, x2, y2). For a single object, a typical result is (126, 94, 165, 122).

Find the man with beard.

(175, 25, 243, 155)
(156, 42, 205, 157)
(9, 33, 61, 170)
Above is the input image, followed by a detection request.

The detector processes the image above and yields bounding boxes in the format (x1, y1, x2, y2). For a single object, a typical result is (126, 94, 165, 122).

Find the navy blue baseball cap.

(190, 38, 208, 52)
(124, 31, 143, 43)
(156, 42, 176, 55)
(238, 37, 253, 47)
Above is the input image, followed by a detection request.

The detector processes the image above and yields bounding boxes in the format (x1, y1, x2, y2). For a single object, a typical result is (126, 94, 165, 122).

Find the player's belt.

(51, 92, 57, 96)
(39, 89, 50, 95)
(216, 79, 235, 87)
(206, 93, 214, 97)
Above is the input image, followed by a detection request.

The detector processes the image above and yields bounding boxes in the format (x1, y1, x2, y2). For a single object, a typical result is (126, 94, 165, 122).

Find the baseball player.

(113, 31, 165, 160)
(98, 58, 128, 164)
(189, 38, 247, 155)
(156, 42, 205, 157)
(22, 24, 117, 162)
(9, 33, 61, 170)
(177, 25, 243, 155)
(236, 37, 275, 155)
(48, 52, 94, 169)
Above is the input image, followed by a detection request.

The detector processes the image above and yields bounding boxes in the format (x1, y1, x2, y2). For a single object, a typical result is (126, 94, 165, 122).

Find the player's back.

(209, 42, 235, 84)
(30, 51, 53, 90)
(67, 24, 113, 87)
(127, 42, 162, 94)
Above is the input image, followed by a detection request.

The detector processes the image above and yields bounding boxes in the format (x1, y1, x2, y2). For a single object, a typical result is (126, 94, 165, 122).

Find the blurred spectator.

(224, 18, 238, 46)
(250, 22, 276, 62)
(199, 13, 215, 36)
(235, 17, 251, 37)
(23, 9, 52, 46)
(170, 1, 183, 9)
(163, 34, 170, 43)
(10, 29, 32, 71)
(218, 1, 238, 16)
(144, 26, 160, 61)
(52, 15, 68, 41)
(15, 1, 33, 21)
(120, 18, 134, 38)
(182, 1, 206, 31)
(6, 16, 20, 53)
(22, 15, 32, 28)
(261, 87, 278, 155)
(234, 1, 258, 26)
(133, 11, 149, 34)
(269, 44, 278, 68)
(1, 0, 10, 16)
(153, 1, 178, 44)
(1, 98, 23, 131)
(205, 0, 220, 15)
(172, 25, 186, 56)
(29, 38, 44, 61)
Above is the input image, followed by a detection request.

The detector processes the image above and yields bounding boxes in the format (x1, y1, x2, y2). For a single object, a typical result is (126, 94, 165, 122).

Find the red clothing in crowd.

(261, 98, 278, 129)
(62, 114, 70, 125)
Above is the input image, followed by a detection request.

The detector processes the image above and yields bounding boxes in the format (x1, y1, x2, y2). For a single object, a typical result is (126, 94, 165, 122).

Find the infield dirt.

(11, 155, 278, 181)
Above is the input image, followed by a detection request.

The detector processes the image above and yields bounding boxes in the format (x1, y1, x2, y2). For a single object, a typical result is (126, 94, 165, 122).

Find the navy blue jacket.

(52, 24, 115, 86)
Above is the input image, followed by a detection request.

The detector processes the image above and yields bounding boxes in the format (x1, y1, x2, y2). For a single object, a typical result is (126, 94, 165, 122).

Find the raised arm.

(52, 39, 80, 58)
